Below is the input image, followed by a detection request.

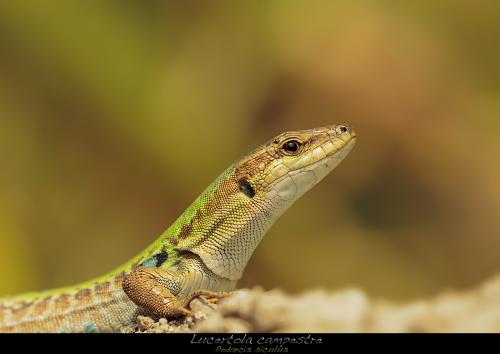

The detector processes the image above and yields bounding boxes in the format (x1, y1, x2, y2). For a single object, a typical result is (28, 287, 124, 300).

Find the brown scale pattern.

(179, 223, 193, 239)
(54, 294, 71, 313)
(0, 273, 139, 332)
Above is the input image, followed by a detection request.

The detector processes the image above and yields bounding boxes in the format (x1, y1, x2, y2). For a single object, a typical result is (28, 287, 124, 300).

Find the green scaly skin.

(0, 124, 356, 332)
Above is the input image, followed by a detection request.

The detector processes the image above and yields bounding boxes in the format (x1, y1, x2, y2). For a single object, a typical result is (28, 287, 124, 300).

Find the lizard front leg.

(122, 268, 231, 317)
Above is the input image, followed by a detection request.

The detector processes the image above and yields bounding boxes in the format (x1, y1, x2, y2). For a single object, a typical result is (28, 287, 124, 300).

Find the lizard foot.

(123, 268, 194, 318)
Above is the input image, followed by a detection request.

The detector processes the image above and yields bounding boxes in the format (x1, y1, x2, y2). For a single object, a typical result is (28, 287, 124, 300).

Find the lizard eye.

(281, 140, 301, 155)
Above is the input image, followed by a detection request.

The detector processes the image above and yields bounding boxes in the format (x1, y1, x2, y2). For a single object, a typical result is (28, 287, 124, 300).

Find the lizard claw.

(205, 297, 221, 304)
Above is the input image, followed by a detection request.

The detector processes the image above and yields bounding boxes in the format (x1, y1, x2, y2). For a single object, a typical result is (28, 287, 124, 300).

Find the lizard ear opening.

(238, 179, 255, 198)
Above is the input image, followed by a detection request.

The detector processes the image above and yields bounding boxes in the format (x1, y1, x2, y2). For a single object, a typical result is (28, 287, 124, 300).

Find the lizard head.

(175, 124, 356, 280)
(235, 124, 356, 208)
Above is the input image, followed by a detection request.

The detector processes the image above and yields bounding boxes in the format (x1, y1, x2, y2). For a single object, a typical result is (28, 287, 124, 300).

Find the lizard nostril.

(337, 125, 350, 134)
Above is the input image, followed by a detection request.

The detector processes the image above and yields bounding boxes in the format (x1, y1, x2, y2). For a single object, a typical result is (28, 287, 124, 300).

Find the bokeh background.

(1, 1, 499, 301)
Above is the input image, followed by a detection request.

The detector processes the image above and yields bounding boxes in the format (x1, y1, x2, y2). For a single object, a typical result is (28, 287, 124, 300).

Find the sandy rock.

(124, 274, 500, 333)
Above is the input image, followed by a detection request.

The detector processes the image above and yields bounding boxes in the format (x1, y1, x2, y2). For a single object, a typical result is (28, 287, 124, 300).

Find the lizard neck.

(140, 165, 282, 281)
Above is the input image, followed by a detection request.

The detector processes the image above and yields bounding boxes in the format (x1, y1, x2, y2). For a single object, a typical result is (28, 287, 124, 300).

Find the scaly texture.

(0, 124, 356, 332)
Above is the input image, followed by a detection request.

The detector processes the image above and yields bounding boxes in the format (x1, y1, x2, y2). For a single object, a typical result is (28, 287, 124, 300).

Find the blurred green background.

(1, 1, 499, 301)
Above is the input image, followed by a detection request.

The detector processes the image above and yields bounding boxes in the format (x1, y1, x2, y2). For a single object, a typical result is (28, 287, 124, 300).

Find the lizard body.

(0, 124, 356, 332)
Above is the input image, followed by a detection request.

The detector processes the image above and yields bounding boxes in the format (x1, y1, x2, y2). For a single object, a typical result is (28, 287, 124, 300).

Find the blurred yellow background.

(1, 1, 499, 301)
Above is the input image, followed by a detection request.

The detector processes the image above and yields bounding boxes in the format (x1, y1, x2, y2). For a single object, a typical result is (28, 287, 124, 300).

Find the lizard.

(0, 124, 356, 333)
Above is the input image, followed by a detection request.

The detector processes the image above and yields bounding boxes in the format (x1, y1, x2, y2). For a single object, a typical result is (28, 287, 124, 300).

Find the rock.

(123, 274, 500, 333)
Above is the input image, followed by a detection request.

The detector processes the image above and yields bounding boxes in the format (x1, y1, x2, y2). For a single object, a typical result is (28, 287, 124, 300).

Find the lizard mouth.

(291, 135, 356, 173)
(268, 134, 356, 192)
(320, 136, 357, 169)
(296, 136, 356, 179)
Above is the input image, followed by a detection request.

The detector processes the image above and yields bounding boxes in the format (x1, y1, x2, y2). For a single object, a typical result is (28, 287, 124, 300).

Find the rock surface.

(121, 274, 500, 333)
